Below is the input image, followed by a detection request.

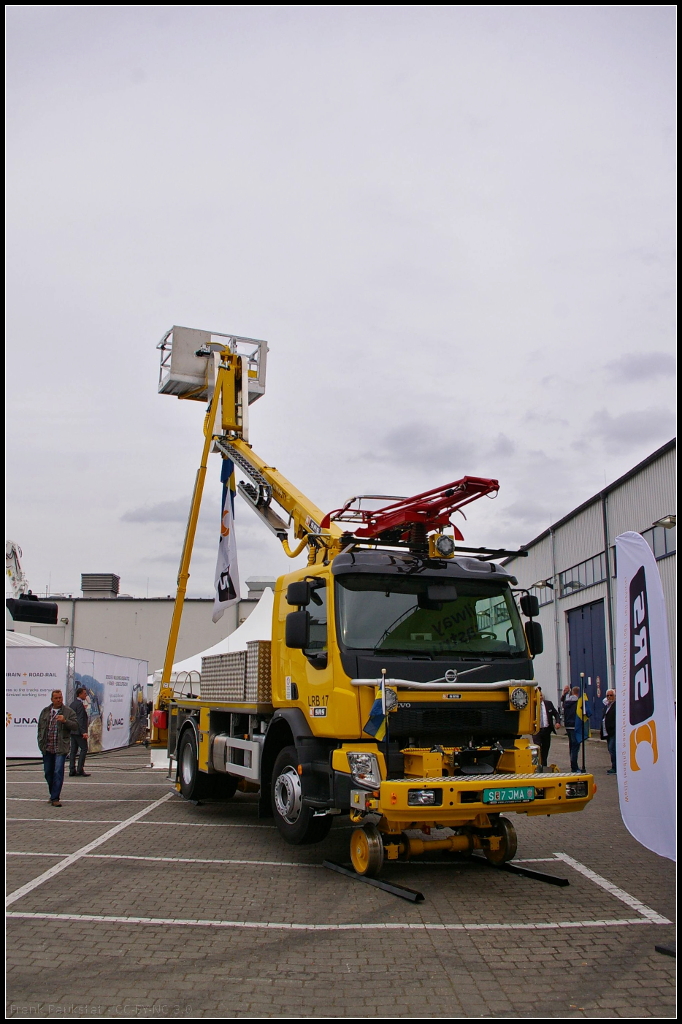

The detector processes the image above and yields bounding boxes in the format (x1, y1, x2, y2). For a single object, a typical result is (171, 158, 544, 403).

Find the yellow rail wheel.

(483, 817, 518, 866)
(350, 823, 385, 877)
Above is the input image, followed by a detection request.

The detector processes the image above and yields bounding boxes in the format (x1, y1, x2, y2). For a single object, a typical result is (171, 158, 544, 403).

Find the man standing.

(37, 689, 80, 806)
(532, 687, 561, 767)
(601, 689, 617, 774)
(562, 686, 582, 772)
(69, 686, 91, 777)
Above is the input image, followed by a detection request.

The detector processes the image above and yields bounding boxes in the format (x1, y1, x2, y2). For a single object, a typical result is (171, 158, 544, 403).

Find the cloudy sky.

(6, 5, 676, 599)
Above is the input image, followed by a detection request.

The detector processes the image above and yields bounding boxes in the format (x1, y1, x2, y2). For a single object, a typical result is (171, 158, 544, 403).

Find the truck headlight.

(408, 789, 442, 806)
(566, 781, 589, 799)
(347, 751, 381, 788)
(510, 687, 529, 709)
(529, 744, 540, 766)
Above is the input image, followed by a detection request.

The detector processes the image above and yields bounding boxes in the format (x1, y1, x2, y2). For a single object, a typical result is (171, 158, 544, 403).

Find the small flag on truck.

(212, 458, 240, 623)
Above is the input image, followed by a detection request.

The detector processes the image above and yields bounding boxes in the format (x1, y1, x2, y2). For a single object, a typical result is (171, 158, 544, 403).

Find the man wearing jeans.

(37, 690, 80, 806)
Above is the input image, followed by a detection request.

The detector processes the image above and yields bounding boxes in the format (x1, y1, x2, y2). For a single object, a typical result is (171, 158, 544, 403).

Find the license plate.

(483, 786, 535, 804)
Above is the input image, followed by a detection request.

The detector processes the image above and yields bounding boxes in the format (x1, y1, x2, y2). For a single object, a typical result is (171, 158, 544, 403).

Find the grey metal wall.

(506, 443, 676, 703)
(5, 597, 259, 672)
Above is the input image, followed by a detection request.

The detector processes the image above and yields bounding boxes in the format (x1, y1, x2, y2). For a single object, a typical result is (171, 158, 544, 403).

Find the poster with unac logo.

(5, 647, 69, 756)
(73, 650, 148, 752)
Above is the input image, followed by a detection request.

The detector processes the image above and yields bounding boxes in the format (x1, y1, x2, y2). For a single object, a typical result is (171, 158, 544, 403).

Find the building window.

(641, 525, 676, 560)
(558, 552, 607, 598)
(611, 527, 675, 578)
(529, 583, 554, 606)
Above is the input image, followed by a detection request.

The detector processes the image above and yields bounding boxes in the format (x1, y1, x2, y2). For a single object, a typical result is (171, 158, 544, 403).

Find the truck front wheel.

(271, 745, 332, 845)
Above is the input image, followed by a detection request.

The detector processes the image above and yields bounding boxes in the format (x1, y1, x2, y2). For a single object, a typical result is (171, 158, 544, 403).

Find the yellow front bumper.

(365, 771, 595, 825)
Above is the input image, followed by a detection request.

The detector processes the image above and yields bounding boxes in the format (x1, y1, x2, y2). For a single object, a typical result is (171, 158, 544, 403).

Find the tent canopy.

(6, 631, 58, 647)
(150, 586, 274, 685)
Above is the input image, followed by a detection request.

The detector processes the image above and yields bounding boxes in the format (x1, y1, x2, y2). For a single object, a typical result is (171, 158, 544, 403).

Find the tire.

(483, 816, 518, 866)
(271, 745, 333, 845)
(177, 728, 226, 800)
(350, 823, 385, 877)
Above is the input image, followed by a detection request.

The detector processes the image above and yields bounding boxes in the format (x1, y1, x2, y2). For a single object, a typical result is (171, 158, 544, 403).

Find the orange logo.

(629, 719, 658, 771)
(6, 712, 12, 727)
(220, 511, 230, 538)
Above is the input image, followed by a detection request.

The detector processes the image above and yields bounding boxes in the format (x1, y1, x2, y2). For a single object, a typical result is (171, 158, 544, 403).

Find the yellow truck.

(153, 326, 595, 876)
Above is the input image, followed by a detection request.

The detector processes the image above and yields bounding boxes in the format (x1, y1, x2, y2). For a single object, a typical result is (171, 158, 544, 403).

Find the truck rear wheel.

(178, 729, 238, 801)
(483, 817, 517, 866)
(271, 745, 333, 845)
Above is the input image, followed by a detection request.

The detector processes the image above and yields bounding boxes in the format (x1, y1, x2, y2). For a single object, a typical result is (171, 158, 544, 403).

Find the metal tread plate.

(395, 771, 592, 783)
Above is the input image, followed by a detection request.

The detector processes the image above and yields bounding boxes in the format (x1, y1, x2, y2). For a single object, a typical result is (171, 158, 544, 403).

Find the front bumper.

(350, 771, 595, 824)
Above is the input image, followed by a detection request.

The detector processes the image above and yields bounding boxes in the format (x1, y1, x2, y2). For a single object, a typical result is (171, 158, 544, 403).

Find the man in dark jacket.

(532, 687, 561, 767)
(69, 686, 91, 777)
(601, 689, 617, 774)
(37, 689, 80, 806)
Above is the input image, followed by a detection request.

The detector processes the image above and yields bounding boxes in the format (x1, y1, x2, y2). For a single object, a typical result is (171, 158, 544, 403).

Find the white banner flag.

(615, 531, 676, 861)
(212, 458, 240, 623)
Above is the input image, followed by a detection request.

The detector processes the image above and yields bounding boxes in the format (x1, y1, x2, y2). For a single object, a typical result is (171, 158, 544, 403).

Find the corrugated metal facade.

(505, 441, 676, 702)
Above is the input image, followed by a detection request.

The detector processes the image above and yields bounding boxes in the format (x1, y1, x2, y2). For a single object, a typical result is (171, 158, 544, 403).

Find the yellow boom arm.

(157, 347, 342, 706)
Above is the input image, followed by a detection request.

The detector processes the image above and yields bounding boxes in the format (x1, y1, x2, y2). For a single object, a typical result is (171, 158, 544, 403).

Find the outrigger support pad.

(322, 860, 425, 903)
(470, 855, 570, 887)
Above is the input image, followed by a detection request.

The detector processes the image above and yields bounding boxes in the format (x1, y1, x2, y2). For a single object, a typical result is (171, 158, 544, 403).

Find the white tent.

(149, 586, 275, 690)
(6, 631, 58, 647)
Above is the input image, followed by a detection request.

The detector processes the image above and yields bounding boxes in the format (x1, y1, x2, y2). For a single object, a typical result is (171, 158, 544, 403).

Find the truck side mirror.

(525, 620, 544, 656)
(286, 610, 310, 649)
(520, 594, 540, 618)
(286, 581, 310, 607)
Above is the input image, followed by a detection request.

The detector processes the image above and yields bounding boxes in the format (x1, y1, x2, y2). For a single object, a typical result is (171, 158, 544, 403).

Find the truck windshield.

(335, 574, 527, 655)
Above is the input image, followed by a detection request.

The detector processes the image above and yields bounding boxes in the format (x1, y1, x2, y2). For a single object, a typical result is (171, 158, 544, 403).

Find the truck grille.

(390, 702, 518, 739)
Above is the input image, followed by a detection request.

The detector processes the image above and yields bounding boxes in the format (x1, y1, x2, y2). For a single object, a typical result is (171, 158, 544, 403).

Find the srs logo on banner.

(615, 532, 675, 862)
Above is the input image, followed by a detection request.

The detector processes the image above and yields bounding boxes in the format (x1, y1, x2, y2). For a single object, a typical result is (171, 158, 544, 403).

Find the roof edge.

(504, 437, 676, 562)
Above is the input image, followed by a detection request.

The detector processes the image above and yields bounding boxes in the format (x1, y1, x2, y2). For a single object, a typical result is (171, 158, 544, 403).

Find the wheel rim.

(181, 739, 195, 785)
(350, 825, 384, 877)
(484, 818, 517, 865)
(274, 766, 302, 824)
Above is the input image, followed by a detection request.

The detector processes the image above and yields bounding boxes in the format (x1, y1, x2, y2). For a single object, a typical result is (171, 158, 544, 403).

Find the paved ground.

(6, 736, 676, 1019)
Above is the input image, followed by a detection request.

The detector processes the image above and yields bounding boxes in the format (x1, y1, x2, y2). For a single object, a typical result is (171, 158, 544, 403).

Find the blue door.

(567, 600, 608, 730)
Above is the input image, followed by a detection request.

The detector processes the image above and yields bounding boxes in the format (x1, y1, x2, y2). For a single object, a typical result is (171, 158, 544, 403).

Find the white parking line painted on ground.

(6, 798, 156, 803)
(7, 852, 65, 857)
(6, 852, 320, 866)
(6, 911, 661, 932)
(6, 817, 274, 827)
(5, 781, 171, 786)
(5, 793, 173, 907)
(2, 852, 561, 868)
(8, 818, 126, 824)
(553, 853, 672, 924)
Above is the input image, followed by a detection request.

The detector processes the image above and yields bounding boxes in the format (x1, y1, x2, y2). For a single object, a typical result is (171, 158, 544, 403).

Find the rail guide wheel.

(350, 823, 385, 877)
(483, 816, 518, 866)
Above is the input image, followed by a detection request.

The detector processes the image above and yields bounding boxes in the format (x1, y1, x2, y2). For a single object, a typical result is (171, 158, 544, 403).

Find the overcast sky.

(6, 5, 676, 600)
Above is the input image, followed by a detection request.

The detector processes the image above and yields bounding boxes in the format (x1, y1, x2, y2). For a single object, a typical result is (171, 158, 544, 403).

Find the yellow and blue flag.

(574, 692, 591, 742)
(362, 685, 397, 740)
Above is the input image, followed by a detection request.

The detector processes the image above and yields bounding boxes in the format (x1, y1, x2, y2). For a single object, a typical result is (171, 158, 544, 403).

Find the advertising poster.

(6, 647, 69, 757)
(74, 649, 148, 752)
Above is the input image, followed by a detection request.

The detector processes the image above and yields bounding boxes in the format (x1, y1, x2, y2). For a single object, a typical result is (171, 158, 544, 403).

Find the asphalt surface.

(5, 736, 676, 1019)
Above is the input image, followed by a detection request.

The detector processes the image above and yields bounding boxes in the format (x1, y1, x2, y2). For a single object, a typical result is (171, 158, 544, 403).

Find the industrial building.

(5, 575, 275, 673)
(504, 439, 675, 726)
